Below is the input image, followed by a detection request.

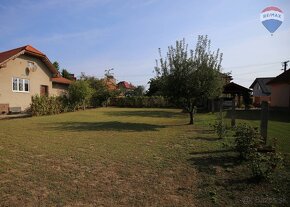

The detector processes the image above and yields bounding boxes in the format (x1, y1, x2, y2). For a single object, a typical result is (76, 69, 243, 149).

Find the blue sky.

(0, 0, 289, 88)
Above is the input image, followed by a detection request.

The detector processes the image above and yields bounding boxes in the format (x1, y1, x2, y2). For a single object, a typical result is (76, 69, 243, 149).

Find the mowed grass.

(0, 107, 289, 206)
(0, 108, 199, 206)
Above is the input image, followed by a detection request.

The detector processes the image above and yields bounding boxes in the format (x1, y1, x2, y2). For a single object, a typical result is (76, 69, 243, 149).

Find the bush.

(248, 149, 283, 181)
(234, 124, 284, 181)
(211, 115, 228, 139)
(234, 124, 263, 160)
(30, 95, 65, 116)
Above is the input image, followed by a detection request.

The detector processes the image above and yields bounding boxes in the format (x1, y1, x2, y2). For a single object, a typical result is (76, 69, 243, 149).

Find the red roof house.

(0, 45, 72, 111)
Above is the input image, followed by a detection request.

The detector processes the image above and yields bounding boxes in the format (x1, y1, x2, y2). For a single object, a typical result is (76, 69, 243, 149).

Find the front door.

(40, 85, 48, 96)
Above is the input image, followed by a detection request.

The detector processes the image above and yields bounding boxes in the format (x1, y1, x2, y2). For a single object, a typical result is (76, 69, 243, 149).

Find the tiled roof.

(52, 77, 73, 85)
(249, 77, 273, 95)
(118, 81, 135, 89)
(267, 69, 290, 85)
(0, 45, 58, 75)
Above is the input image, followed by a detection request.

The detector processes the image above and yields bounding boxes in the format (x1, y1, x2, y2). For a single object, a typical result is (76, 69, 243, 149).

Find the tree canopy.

(155, 35, 224, 124)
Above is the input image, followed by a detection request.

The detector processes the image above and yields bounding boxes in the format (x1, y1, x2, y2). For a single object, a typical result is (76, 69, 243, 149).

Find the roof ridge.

(0, 45, 44, 55)
(0, 45, 27, 54)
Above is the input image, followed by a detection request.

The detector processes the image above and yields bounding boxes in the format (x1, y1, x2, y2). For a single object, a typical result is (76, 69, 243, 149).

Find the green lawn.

(0, 108, 289, 206)
(224, 109, 290, 153)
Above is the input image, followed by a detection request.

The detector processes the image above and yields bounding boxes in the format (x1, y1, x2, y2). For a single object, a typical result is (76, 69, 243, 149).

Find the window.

(12, 78, 30, 92)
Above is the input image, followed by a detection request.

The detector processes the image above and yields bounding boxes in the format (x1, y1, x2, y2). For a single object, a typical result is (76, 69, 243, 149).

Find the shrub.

(30, 95, 65, 116)
(248, 149, 283, 181)
(211, 114, 228, 139)
(213, 120, 227, 139)
(234, 124, 284, 181)
(234, 124, 263, 160)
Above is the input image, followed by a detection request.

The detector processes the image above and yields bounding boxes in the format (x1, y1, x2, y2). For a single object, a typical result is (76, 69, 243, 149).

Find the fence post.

(231, 94, 236, 127)
(260, 101, 269, 143)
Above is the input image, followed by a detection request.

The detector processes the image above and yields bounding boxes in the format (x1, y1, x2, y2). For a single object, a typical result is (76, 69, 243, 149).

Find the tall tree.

(62, 69, 75, 80)
(155, 35, 224, 124)
(52, 61, 60, 71)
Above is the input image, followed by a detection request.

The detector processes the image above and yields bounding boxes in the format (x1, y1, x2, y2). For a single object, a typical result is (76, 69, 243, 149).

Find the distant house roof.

(52, 77, 73, 85)
(223, 82, 251, 94)
(0, 45, 59, 75)
(267, 69, 290, 85)
(117, 81, 135, 90)
(101, 76, 117, 90)
(249, 77, 273, 95)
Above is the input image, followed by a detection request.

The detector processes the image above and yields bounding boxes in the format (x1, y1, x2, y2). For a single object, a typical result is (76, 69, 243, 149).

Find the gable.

(250, 77, 273, 95)
(0, 45, 59, 76)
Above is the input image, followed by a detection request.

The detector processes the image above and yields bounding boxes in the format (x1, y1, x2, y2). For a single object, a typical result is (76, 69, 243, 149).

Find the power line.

(223, 61, 281, 70)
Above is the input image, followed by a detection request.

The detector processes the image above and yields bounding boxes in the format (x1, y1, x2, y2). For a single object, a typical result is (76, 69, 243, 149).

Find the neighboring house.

(249, 77, 273, 106)
(0, 45, 72, 112)
(103, 75, 118, 91)
(117, 81, 135, 97)
(117, 81, 135, 90)
(223, 82, 252, 108)
(267, 69, 290, 108)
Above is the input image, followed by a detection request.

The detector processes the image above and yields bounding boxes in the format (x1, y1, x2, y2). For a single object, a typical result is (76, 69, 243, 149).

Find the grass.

(224, 109, 290, 153)
(0, 107, 289, 206)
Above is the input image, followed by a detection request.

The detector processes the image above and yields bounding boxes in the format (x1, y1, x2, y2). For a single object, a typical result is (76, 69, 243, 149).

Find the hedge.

(30, 95, 67, 116)
(108, 96, 172, 108)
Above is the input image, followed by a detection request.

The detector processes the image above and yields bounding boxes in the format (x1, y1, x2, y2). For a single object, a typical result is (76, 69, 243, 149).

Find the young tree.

(68, 80, 93, 110)
(155, 35, 224, 124)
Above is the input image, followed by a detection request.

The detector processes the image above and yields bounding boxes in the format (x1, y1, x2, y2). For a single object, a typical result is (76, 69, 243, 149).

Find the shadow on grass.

(104, 110, 183, 118)
(190, 137, 221, 142)
(188, 153, 240, 175)
(192, 129, 215, 134)
(45, 121, 166, 132)
(225, 110, 290, 123)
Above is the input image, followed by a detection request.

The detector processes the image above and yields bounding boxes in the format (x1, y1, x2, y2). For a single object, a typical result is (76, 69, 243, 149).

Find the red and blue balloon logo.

(260, 6, 284, 35)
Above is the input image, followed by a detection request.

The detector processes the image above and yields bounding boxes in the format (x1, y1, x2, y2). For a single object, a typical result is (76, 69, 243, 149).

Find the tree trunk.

(189, 111, 194, 125)
(211, 99, 215, 112)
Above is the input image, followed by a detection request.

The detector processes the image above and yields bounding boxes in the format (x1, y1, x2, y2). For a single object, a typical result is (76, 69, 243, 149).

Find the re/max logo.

(263, 13, 282, 19)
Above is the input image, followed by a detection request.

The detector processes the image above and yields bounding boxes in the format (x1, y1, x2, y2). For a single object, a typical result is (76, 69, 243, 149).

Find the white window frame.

(12, 77, 30, 93)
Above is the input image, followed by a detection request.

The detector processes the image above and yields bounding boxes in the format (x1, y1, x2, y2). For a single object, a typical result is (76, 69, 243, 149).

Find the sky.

(0, 0, 289, 88)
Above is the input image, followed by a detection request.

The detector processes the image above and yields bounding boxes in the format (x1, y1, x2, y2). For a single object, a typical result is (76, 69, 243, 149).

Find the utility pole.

(282, 61, 289, 72)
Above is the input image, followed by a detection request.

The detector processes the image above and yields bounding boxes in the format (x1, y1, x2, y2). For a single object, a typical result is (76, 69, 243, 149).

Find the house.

(267, 69, 290, 108)
(223, 82, 252, 108)
(0, 45, 72, 113)
(249, 77, 273, 106)
(117, 81, 135, 91)
(103, 75, 118, 91)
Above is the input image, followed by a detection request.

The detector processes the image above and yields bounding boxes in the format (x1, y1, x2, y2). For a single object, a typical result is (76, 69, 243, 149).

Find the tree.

(146, 77, 163, 96)
(62, 69, 75, 80)
(155, 35, 224, 124)
(132, 85, 146, 96)
(52, 61, 60, 71)
(68, 80, 93, 110)
(80, 73, 120, 107)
